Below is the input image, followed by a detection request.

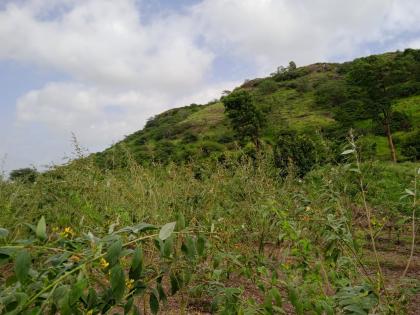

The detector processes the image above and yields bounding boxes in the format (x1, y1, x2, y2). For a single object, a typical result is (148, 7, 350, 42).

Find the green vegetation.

(222, 90, 264, 147)
(1, 49, 419, 314)
(1, 147, 419, 314)
(94, 49, 420, 168)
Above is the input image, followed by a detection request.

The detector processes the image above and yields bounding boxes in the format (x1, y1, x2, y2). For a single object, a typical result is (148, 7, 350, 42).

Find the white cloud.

(0, 0, 213, 92)
(191, 0, 400, 72)
(16, 82, 170, 145)
(2, 0, 420, 170)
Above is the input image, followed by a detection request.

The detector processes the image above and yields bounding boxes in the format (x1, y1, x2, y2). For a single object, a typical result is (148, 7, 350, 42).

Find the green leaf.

(0, 228, 9, 238)
(159, 222, 176, 241)
(149, 290, 159, 315)
(341, 149, 355, 155)
(115, 223, 157, 234)
(170, 273, 182, 295)
(36, 216, 47, 241)
(287, 286, 303, 315)
(15, 250, 31, 284)
(196, 235, 206, 256)
(105, 239, 123, 267)
(132, 306, 141, 315)
(176, 213, 185, 230)
(86, 288, 97, 309)
(68, 278, 87, 305)
(110, 264, 125, 302)
(129, 246, 143, 280)
(163, 237, 173, 258)
(270, 288, 282, 307)
(405, 188, 415, 196)
(124, 297, 134, 314)
(157, 283, 167, 304)
(181, 236, 196, 259)
(52, 286, 71, 315)
(0, 292, 28, 314)
(263, 293, 273, 312)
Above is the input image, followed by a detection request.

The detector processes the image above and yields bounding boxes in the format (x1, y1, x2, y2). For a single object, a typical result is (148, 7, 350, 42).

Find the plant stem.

(401, 168, 418, 278)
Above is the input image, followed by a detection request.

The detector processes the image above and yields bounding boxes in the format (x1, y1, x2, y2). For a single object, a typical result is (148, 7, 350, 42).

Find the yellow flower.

(100, 258, 109, 269)
(125, 278, 134, 291)
(86, 310, 93, 315)
(60, 227, 75, 238)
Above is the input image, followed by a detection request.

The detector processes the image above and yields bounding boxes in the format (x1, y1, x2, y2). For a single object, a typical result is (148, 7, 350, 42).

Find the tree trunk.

(384, 119, 397, 162)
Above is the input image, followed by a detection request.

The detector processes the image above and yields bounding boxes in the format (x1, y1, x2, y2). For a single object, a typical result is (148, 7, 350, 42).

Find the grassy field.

(0, 149, 418, 314)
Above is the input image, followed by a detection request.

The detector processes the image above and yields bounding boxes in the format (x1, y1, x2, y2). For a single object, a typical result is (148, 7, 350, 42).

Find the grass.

(394, 95, 420, 127)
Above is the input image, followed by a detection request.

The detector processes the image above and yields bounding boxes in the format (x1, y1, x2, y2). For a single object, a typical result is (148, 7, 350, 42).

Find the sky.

(1, 0, 420, 173)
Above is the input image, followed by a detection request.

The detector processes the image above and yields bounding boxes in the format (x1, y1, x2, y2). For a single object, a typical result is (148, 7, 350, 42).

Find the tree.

(347, 56, 402, 162)
(274, 131, 318, 177)
(288, 61, 297, 71)
(222, 90, 264, 147)
(9, 167, 38, 183)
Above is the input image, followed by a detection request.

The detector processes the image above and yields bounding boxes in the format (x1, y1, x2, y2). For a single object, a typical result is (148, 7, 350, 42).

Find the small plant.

(0, 217, 210, 314)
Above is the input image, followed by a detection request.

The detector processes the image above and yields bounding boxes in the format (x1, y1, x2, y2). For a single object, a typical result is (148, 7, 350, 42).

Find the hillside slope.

(95, 49, 420, 167)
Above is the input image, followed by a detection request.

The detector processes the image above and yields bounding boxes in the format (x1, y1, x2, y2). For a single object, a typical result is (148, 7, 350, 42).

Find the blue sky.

(1, 0, 420, 174)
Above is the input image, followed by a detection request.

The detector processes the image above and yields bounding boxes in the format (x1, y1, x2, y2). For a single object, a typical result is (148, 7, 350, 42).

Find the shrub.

(401, 130, 420, 161)
(274, 131, 318, 177)
(9, 168, 38, 183)
(257, 79, 278, 94)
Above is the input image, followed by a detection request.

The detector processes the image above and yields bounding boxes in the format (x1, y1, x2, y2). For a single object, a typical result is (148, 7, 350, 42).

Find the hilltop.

(95, 49, 420, 168)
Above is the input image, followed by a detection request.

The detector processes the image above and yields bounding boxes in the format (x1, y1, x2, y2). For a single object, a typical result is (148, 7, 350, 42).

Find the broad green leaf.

(129, 246, 143, 280)
(163, 237, 173, 258)
(105, 239, 122, 268)
(36, 216, 47, 241)
(0, 228, 9, 238)
(15, 250, 31, 284)
(149, 290, 159, 315)
(110, 264, 125, 302)
(159, 222, 176, 241)
(170, 273, 182, 295)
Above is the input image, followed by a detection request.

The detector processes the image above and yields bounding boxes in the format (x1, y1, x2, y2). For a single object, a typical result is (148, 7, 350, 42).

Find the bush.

(274, 132, 318, 177)
(401, 130, 420, 161)
(257, 79, 278, 94)
(9, 168, 38, 183)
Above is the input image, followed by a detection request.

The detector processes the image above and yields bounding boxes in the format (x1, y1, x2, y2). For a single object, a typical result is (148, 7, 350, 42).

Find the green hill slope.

(95, 49, 420, 168)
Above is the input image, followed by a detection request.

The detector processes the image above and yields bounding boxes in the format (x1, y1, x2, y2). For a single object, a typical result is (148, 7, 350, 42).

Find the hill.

(95, 49, 420, 168)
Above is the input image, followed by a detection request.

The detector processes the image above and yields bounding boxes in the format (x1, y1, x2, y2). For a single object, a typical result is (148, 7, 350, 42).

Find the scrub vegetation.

(0, 49, 419, 314)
